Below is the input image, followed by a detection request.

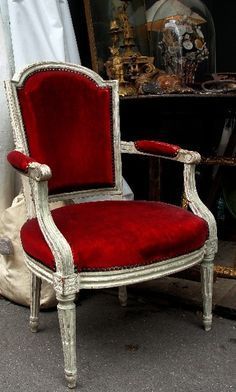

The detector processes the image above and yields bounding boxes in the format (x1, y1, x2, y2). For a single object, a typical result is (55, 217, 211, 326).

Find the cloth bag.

(0, 194, 57, 308)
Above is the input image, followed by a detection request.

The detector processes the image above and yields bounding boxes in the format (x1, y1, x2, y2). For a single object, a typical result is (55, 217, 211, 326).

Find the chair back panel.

(16, 68, 116, 195)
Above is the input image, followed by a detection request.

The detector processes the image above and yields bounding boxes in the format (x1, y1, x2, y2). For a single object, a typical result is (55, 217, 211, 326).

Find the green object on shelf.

(222, 168, 236, 220)
(223, 186, 236, 219)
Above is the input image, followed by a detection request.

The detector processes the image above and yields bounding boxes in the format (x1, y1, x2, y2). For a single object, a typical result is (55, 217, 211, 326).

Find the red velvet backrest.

(17, 69, 115, 195)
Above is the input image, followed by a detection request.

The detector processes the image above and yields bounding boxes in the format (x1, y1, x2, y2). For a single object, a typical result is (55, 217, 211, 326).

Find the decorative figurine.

(105, 0, 155, 96)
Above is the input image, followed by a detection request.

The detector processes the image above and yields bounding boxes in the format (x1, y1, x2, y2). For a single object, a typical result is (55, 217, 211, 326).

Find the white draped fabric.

(0, 2, 14, 213)
(8, 0, 81, 70)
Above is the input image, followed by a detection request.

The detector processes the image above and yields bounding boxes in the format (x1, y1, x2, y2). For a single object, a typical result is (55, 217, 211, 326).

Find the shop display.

(148, 0, 216, 86)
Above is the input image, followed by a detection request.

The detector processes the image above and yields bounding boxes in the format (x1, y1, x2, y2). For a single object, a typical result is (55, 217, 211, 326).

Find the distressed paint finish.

(201, 258, 214, 331)
(57, 293, 77, 389)
(5, 62, 218, 389)
(25, 247, 206, 290)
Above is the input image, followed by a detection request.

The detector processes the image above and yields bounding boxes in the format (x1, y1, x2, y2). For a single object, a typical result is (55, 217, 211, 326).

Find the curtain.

(0, 1, 14, 213)
(8, 0, 80, 71)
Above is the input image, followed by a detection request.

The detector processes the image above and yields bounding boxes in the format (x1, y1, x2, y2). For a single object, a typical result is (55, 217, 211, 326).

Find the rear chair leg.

(57, 293, 77, 389)
(30, 274, 42, 333)
(201, 259, 214, 331)
(118, 286, 127, 307)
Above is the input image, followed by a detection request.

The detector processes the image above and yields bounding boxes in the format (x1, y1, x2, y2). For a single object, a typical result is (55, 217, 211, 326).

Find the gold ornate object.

(214, 265, 236, 279)
(201, 156, 236, 166)
(105, 1, 155, 96)
(181, 191, 189, 209)
(135, 67, 194, 95)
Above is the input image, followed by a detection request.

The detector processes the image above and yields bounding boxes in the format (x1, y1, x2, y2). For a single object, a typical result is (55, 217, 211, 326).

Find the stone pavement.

(0, 285, 235, 392)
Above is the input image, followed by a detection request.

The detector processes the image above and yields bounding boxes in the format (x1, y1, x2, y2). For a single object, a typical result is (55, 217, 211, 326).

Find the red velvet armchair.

(5, 62, 217, 389)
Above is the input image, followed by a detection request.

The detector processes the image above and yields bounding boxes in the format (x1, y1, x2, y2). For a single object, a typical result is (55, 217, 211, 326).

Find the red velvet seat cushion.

(20, 201, 208, 272)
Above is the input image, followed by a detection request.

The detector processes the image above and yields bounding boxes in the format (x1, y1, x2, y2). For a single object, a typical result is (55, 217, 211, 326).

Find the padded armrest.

(121, 140, 201, 164)
(134, 140, 180, 157)
(7, 150, 38, 173)
(7, 150, 52, 181)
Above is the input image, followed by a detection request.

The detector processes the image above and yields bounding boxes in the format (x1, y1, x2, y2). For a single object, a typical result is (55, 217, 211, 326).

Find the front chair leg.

(30, 274, 42, 333)
(57, 293, 77, 389)
(201, 259, 214, 332)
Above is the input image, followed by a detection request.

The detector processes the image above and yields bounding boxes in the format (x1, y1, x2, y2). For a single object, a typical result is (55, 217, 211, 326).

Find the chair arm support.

(30, 180, 75, 280)
(8, 151, 75, 280)
(184, 164, 218, 259)
(7, 150, 52, 181)
(121, 141, 201, 164)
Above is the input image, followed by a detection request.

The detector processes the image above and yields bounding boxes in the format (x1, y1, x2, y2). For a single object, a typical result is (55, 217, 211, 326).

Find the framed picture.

(83, 0, 149, 78)
(82, 0, 100, 74)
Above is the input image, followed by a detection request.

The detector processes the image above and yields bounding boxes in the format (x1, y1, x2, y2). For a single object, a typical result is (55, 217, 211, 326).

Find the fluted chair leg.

(30, 274, 42, 333)
(57, 293, 77, 389)
(201, 258, 214, 332)
(118, 286, 127, 307)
